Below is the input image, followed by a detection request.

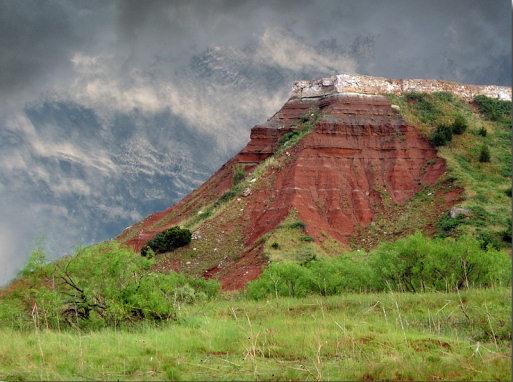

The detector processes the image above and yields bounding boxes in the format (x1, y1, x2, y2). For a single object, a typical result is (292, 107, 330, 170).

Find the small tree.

(479, 145, 491, 163)
(478, 127, 487, 137)
(451, 114, 467, 134)
(145, 226, 192, 254)
(430, 124, 453, 146)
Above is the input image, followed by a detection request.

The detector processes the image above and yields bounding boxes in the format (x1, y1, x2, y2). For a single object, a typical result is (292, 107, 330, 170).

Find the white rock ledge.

(291, 73, 511, 101)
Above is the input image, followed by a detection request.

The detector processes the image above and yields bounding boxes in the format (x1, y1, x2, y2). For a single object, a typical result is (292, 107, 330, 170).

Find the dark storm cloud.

(0, 0, 510, 284)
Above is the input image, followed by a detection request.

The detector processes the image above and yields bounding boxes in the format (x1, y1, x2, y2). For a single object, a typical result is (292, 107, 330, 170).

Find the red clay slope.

(117, 92, 458, 289)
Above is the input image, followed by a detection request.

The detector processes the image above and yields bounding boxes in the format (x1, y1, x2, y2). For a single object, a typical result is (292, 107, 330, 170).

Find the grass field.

(1, 287, 510, 381)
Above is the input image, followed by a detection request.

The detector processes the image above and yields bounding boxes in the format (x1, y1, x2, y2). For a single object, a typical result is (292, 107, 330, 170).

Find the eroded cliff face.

(243, 94, 447, 247)
(117, 74, 504, 289)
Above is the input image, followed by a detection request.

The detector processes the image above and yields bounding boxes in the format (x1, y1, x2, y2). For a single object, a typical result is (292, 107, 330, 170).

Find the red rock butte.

(117, 74, 511, 289)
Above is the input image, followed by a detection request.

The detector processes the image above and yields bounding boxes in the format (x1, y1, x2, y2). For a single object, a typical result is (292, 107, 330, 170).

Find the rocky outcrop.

(117, 73, 478, 289)
(292, 73, 511, 101)
(243, 93, 447, 246)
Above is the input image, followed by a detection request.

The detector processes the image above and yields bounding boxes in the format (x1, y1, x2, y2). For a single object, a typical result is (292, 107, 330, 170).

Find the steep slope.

(117, 74, 511, 290)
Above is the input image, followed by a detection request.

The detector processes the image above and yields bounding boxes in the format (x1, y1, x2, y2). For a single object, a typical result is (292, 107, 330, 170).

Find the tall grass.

(0, 288, 510, 380)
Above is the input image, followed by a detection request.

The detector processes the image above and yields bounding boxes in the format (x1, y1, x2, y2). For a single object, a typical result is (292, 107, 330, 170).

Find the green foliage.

(214, 190, 237, 206)
(369, 232, 510, 292)
(478, 126, 487, 136)
(247, 233, 511, 299)
(288, 220, 305, 230)
(1, 242, 219, 330)
(146, 226, 192, 254)
(140, 246, 155, 258)
(270, 242, 280, 249)
(278, 130, 301, 147)
(478, 145, 491, 163)
(429, 124, 453, 146)
(436, 212, 465, 237)
(451, 114, 467, 134)
(276, 109, 320, 154)
(474, 95, 512, 124)
(404, 92, 440, 124)
(232, 164, 245, 186)
(300, 235, 313, 242)
(19, 247, 47, 277)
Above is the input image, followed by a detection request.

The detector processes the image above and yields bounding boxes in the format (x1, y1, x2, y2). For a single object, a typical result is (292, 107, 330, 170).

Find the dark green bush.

(451, 114, 467, 134)
(288, 220, 305, 230)
(246, 233, 511, 299)
(146, 226, 192, 254)
(430, 124, 453, 146)
(279, 131, 301, 147)
(505, 188, 512, 197)
(476, 231, 502, 250)
(436, 212, 465, 237)
(479, 145, 491, 163)
(474, 95, 512, 123)
(478, 127, 487, 137)
(271, 242, 280, 249)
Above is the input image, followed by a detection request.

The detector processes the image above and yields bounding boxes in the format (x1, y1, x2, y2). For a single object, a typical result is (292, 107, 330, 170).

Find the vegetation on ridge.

(387, 92, 512, 249)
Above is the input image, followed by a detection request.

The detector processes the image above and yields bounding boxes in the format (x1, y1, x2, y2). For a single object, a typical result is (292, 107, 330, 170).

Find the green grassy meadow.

(1, 288, 511, 381)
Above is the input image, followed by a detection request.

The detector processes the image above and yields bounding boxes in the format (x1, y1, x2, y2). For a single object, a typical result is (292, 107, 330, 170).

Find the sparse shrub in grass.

(271, 242, 280, 249)
(478, 126, 487, 137)
(232, 164, 245, 186)
(436, 212, 465, 237)
(247, 233, 511, 299)
(474, 95, 512, 124)
(430, 124, 453, 146)
(451, 114, 467, 134)
(479, 145, 491, 163)
(405, 92, 440, 124)
(214, 190, 237, 206)
(505, 187, 512, 197)
(288, 220, 305, 230)
(477, 231, 502, 250)
(300, 235, 313, 242)
(146, 226, 192, 254)
(295, 247, 317, 265)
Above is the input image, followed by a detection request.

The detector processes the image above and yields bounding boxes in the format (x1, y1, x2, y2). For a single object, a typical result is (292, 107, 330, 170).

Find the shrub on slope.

(246, 232, 511, 299)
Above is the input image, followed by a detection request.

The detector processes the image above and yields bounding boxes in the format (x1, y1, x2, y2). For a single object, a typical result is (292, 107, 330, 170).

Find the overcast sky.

(0, 0, 511, 284)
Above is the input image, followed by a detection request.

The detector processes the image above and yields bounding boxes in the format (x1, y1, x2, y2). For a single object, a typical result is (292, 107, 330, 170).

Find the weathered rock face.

(118, 74, 469, 289)
(292, 73, 512, 101)
(243, 94, 446, 246)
